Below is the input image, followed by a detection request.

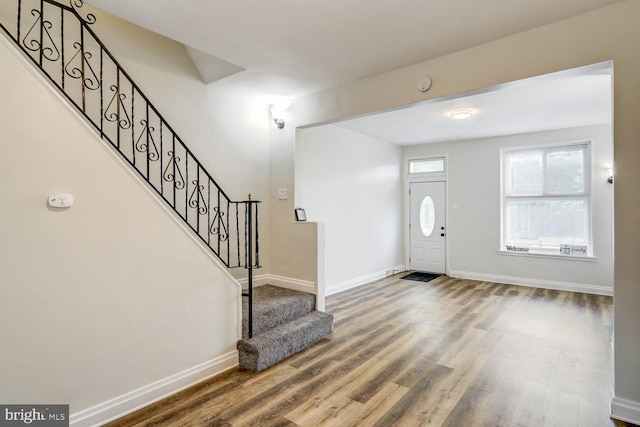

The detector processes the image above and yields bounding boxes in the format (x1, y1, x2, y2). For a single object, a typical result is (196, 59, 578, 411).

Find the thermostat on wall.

(48, 194, 74, 208)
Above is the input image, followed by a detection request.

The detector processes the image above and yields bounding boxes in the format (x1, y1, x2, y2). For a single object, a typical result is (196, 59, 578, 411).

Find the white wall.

(403, 125, 614, 294)
(90, 6, 272, 276)
(283, 1, 640, 421)
(296, 125, 403, 293)
(0, 38, 238, 420)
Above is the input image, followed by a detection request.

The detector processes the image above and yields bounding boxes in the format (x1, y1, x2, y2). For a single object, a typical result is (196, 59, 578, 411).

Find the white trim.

(404, 154, 449, 275)
(497, 250, 597, 262)
(69, 352, 238, 427)
(238, 274, 316, 294)
(500, 141, 594, 257)
(448, 269, 612, 296)
(611, 396, 640, 425)
(326, 265, 406, 295)
(408, 157, 446, 175)
(404, 153, 448, 179)
(267, 274, 316, 293)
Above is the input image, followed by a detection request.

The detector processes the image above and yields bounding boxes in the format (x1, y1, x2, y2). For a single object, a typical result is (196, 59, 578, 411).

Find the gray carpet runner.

(238, 285, 333, 372)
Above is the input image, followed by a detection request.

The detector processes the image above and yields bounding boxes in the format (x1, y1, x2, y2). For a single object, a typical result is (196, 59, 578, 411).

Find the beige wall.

(268, 120, 320, 284)
(283, 0, 640, 419)
(0, 38, 239, 415)
(0, 4, 272, 421)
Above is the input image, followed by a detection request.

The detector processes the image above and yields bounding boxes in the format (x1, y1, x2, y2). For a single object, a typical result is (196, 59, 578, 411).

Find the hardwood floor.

(106, 274, 635, 427)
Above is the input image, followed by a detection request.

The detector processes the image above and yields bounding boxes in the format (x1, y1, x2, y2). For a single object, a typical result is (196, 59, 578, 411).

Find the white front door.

(410, 181, 446, 274)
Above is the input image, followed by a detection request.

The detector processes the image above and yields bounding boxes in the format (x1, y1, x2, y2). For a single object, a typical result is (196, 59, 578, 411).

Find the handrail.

(0, 0, 260, 334)
(0, 0, 260, 269)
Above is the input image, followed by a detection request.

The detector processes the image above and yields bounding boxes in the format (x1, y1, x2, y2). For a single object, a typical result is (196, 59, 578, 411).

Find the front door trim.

(404, 154, 448, 275)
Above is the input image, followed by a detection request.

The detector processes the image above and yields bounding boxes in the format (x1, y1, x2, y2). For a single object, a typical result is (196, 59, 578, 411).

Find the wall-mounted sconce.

(608, 168, 614, 184)
(270, 106, 286, 129)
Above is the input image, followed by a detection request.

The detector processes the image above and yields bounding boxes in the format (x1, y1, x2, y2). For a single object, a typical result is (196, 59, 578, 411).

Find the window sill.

(497, 250, 597, 262)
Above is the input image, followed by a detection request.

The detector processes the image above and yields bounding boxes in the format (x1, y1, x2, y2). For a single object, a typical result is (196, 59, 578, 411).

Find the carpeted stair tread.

(238, 310, 334, 372)
(242, 285, 316, 338)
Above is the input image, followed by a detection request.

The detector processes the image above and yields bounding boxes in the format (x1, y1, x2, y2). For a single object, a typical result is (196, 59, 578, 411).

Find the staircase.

(0, 0, 332, 368)
(238, 285, 334, 372)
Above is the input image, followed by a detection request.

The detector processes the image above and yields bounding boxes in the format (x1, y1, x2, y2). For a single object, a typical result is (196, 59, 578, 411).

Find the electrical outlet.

(277, 189, 288, 200)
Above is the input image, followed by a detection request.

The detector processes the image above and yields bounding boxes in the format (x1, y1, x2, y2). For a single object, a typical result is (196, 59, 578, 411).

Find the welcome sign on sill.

(506, 245, 529, 253)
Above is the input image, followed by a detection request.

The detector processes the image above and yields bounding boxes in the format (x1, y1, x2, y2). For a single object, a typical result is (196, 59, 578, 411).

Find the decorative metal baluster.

(20, 4, 61, 65)
(130, 86, 135, 167)
(188, 169, 208, 237)
(209, 197, 229, 245)
(162, 149, 185, 191)
(64, 43, 83, 80)
(235, 203, 241, 267)
(17, 0, 22, 44)
(145, 105, 149, 179)
(189, 179, 208, 216)
(185, 149, 189, 223)
(38, 1, 43, 66)
(246, 197, 255, 337)
(207, 179, 212, 247)
(70, 0, 96, 25)
(59, 7, 63, 88)
(79, 24, 84, 111)
(21, 9, 42, 60)
(1, 0, 260, 273)
(215, 189, 220, 253)
(159, 122, 164, 197)
(172, 135, 176, 209)
(254, 202, 260, 267)
(192, 175, 199, 234)
(244, 202, 249, 267)
(99, 44, 104, 138)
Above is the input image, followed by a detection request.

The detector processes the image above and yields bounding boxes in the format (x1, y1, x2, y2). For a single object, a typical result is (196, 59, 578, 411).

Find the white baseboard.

(326, 265, 406, 295)
(447, 270, 613, 296)
(611, 396, 640, 425)
(69, 352, 238, 427)
(238, 274, 316, 294)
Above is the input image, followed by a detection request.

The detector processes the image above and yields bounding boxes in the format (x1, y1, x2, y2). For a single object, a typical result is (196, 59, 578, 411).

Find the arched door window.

(420, 196, 435, 237)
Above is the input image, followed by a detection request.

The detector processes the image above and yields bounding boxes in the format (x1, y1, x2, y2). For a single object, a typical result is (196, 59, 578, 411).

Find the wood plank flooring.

(106, 275, 636, 427)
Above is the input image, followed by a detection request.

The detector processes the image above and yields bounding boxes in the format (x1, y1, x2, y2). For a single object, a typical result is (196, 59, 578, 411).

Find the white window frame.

(407, 156, 446, 176)
(500, 141, 594, 259)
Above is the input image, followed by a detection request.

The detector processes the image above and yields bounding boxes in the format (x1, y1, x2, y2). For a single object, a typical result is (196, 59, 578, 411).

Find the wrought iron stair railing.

(0, 0, 260, 336)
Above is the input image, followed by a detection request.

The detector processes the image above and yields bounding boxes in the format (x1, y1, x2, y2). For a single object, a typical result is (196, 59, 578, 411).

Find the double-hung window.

(501, 143, 591, 257)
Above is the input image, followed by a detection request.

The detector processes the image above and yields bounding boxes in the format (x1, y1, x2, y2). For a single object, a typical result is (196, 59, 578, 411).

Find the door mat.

(401, 272, 441, 283)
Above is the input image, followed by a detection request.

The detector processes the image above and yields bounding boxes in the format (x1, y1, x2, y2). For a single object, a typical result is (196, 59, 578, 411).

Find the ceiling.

(335, 63, 613, 145)
(84, 0, 617, 144)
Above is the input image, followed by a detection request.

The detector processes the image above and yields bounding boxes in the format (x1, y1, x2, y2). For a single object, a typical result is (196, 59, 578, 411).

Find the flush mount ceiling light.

(449, 109, 473, 120)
